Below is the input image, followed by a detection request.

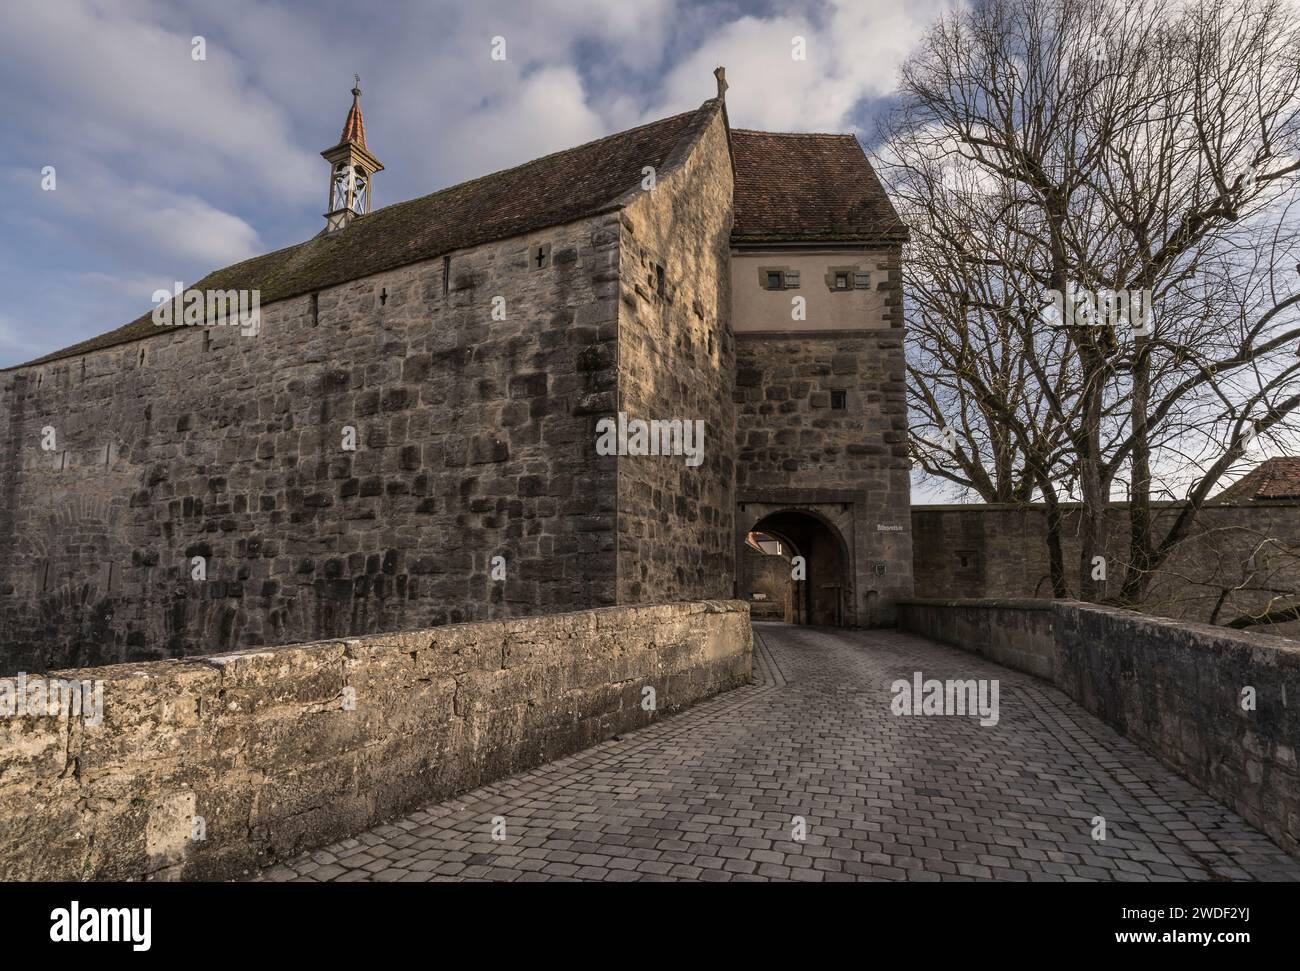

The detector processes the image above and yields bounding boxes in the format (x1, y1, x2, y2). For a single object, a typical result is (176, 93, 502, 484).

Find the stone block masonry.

(899, 598, 1300, 856)
(0, 599, 752, 881)
(735, 330, 912, 625)
(616, 106, 736, 605)
(0, 215, 624, 672)
(912, 501, 1300, 637)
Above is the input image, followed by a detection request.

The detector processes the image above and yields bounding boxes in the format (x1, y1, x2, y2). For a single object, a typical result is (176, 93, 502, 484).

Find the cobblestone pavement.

(255, 623, 1300, 882)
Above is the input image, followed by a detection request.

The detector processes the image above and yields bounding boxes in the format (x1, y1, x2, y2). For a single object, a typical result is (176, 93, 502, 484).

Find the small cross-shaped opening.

(379, 287, 387, 306)
(532, 243, 551, 269)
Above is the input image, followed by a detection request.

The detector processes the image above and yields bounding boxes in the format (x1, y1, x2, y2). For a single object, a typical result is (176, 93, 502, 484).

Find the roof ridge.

(731, 128, 858, 139)
(604, 98, 723, 210)
(356, 105, 706, 224)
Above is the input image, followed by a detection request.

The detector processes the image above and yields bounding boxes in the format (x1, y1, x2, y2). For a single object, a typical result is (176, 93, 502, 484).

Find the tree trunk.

(1121, 335, 1155, 605)
(1038, 477, 1070, 598)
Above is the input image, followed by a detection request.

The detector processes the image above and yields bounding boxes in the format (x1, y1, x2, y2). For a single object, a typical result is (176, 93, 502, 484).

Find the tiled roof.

(338, 89, 367, 149)
(9, 101, 908, 370)
(12, 102, 717, 369)
(1214, 457, 1300, 501)
(730, 129, 907, 246)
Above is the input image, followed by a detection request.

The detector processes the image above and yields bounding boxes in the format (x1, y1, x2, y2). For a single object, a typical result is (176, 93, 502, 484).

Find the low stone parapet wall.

(0, 600, 752, 880)
(896, 597, 1059, 682)
(898, 598, 1300, 855)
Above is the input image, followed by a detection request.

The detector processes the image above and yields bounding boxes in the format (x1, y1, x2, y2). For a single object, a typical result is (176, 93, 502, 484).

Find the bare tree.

(883, 0, 1300, 612)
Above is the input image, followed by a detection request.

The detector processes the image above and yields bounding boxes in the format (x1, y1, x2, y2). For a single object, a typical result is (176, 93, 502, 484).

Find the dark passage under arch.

(743, 509, 849, 626)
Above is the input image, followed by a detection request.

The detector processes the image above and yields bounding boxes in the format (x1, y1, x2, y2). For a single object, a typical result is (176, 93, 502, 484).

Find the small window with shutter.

(826, 265, 864, 292)
(765, 271, 783, 290)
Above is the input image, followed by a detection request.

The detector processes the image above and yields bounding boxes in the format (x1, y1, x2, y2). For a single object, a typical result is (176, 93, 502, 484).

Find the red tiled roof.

(338, 89, 367, 149)
(730, 129, 907, 246)
(1215, 457, 1300, 501)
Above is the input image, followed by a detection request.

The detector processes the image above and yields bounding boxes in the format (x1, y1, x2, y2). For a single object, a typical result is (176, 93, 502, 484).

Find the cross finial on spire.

(339, 77, 368, 147)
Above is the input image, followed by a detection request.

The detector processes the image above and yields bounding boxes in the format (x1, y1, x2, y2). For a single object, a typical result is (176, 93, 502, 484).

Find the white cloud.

(0, 315, 45, 356)
(649, 0, 956, 131)
(0, 0, 318, 200)
(434, 66, 607, 184)
(12, 164, 261, 269)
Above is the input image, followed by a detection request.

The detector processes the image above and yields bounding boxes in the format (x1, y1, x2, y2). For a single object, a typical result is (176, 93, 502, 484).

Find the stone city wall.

(0, 215, 626, 672)
(0, 599, 753, 881)
(912, 501, 1300, 637)
(616, 106, 737, 604)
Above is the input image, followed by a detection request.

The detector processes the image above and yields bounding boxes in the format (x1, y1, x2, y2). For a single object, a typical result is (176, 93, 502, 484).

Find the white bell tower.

(321, 75, 384, 233)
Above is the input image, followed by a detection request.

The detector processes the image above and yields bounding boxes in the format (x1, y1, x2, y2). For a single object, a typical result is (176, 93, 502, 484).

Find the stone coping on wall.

(898, 596, 1060, 612)
(0, 599, 753, 881)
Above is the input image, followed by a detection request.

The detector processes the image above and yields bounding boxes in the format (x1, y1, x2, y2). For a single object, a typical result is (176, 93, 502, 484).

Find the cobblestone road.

(256, 623, 1300, 882)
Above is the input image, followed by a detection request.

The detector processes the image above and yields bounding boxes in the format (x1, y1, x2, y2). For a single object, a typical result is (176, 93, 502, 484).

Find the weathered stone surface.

(0, 215, 625, 670)
(734, 331, 913, 625)
(256, 623, 1300, 883)
(912, 501, 1300, 637)
(616, 108, 736, 605)
(0, 599, 752, 881)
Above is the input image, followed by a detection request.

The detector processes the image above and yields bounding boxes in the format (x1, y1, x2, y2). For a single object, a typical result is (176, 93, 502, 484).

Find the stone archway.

(741, 508, 851, 626)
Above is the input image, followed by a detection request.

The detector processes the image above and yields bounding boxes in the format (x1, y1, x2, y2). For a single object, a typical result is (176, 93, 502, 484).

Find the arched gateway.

(740, 508, 852, 626)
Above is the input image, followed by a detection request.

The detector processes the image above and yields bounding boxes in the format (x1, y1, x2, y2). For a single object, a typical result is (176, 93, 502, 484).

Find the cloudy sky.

(0, 0, 958, 368)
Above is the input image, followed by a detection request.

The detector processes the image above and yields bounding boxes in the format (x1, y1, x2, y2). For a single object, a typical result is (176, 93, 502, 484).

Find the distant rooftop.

(1214, 457, 1300, 502)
